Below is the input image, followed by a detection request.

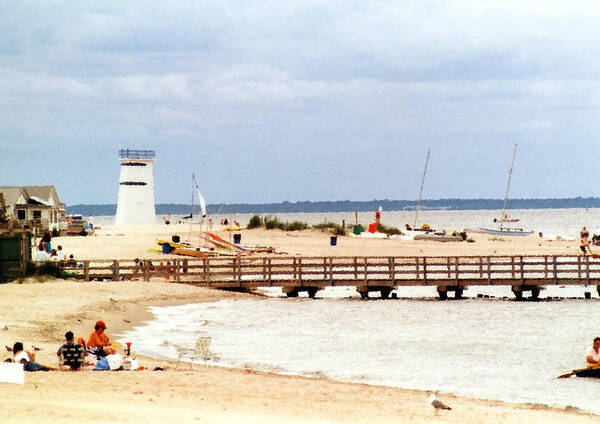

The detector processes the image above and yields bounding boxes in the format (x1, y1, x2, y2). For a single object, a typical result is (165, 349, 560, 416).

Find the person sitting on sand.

(87, 320, 116, 357)
(49, 249, 59, 262)
(12, 342, 49, 371)
(56, 245, 66, 264)
(57, 331, 85, 370)
(65, 254, 77, 268)
(34, 244, 48, 262)
(586, 337, 600, 366)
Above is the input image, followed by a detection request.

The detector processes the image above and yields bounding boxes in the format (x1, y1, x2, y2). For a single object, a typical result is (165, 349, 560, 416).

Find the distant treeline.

(67, 197, 600, 216)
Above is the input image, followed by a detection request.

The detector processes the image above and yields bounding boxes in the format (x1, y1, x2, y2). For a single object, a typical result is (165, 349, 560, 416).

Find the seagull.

(428, 393, 452, 415)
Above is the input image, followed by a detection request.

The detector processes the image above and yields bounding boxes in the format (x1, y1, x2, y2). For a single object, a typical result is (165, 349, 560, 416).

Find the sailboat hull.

(476, 227, 534, 236)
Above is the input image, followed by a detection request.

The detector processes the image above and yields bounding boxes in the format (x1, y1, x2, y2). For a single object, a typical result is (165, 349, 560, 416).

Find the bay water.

(101, 208, 600, 414)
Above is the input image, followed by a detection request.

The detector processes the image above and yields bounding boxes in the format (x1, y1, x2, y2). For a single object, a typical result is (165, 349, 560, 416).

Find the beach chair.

(175, 336, 211, 369)
(58, 343, 86, 371)
(194, 337, 211, 364)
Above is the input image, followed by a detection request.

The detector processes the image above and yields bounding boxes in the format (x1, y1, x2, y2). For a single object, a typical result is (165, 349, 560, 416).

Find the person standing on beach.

(580, 227, 591, 256)
(586, 337, 600, 366)
(41, 232, 52, 254)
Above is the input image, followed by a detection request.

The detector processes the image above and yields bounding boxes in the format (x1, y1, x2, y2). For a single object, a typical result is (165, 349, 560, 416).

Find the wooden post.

(263, 258, 267, 282)
(293, 257, 298, 283)
(112, 260, 120, 281)
(353, 257, 358, 280)
(519, 256, 524, 282)
(423, 257, 427, 284)
(83, 261, 90, 282)
(20, 232, 26, 275)
(585, 256, 591, 284)
(144, 261, 150, 282)
(415, 257, 420, 280)
(511, 256, 515, 279)
(553, 256, 557, 283)
(454, 257, 459, 284)
(389, 257, 395, 284)
(175, 259, 180, 282)
(329, 257, 334, 285)
(267, 258, 272, 286)
(297, 257, 302, 286)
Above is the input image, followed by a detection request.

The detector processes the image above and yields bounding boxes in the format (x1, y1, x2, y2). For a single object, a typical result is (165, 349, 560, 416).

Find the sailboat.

(478, 144, 533, 236)
(412, 148, 431, 231)
(157, 174, 215, 257)
(401, 149, 462, 242)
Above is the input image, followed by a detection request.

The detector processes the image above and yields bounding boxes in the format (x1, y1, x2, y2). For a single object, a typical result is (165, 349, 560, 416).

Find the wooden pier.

(73, 254, 600, 300)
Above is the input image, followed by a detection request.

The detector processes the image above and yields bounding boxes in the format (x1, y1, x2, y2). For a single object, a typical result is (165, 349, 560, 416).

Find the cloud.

(2, 1, 600, 202)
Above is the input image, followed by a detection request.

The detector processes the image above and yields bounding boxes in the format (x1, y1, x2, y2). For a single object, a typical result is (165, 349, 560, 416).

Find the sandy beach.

(0, 224, 596, 423)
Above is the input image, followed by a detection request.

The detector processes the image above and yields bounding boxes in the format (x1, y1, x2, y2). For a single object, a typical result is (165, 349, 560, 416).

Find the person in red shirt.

(87, 320, 116, 356)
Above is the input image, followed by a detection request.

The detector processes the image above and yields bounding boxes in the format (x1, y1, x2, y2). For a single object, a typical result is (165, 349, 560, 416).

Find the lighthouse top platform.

(119, 149, 155, 160)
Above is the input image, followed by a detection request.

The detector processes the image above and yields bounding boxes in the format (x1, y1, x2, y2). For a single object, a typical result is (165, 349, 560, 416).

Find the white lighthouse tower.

(115, 149, 156, 225)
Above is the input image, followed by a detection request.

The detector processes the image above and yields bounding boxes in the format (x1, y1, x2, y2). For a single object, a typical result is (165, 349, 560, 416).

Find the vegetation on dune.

(247, 214, 263, 229)
(375, 224, 402, 236)
(1, 261, 71, 284)
(249, 215, 347, 234)
(262, 215, 309, 231)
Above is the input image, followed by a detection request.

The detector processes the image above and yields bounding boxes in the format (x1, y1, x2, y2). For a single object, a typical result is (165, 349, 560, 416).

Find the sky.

(1, 1, 600, 206)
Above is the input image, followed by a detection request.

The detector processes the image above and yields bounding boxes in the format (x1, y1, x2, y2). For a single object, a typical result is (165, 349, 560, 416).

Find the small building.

(0, 186, 66, 234)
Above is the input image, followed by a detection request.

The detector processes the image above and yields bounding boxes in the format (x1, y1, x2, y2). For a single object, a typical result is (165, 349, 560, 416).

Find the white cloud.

(3, 1, 600, 201)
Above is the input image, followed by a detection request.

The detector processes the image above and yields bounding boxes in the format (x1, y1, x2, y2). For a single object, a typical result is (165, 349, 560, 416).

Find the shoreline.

(1, 280, 598, 423)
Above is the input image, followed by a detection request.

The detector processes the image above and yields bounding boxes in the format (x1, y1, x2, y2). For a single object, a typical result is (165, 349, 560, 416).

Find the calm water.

(119, 284, 600, 415)
(112, 208, 600, 414)
(95, 207, 600, 240)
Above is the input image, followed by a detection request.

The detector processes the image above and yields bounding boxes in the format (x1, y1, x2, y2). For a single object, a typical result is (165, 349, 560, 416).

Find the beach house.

(0, 186, 66, 234)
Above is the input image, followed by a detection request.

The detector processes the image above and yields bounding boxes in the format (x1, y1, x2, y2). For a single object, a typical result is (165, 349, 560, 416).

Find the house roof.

(0, 187, 28, 207)
(0, 186, 63, 208)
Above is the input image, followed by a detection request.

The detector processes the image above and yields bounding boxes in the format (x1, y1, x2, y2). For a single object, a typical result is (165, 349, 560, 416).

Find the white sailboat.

(413, 147, 431, 231)
(402, 149, 462, 242)
(478, 144, 533, 236)
(186, 173, 207, 242)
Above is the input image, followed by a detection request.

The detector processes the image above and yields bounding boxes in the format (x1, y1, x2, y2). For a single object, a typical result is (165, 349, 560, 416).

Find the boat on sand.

(478, 144, 533, 237)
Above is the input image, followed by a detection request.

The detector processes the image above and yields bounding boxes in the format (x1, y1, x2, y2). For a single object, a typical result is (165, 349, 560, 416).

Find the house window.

(33, 210, 42, 219)
(17, 210, 26, 220)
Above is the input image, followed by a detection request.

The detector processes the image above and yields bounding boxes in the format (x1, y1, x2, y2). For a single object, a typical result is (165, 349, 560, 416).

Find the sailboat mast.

(501, 144, 517, 220)
(413, 148, 431, 229)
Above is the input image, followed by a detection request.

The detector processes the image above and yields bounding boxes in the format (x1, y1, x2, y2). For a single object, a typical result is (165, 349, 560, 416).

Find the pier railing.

(70, 255, 600, 293)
